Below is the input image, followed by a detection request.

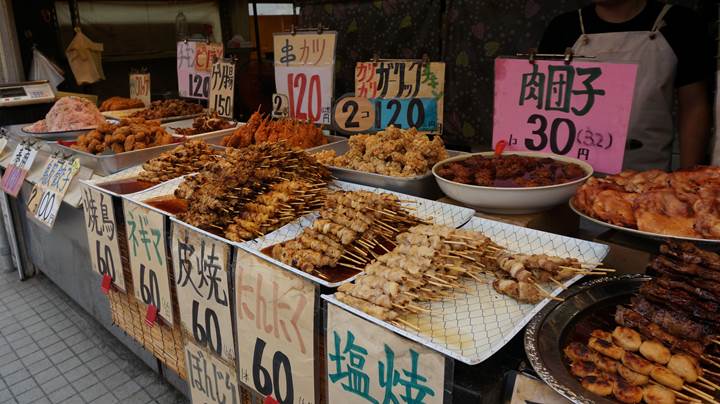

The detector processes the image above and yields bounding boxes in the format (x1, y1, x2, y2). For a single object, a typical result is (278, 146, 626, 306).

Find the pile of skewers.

(221, 111, 327, 149)
(138, 140, 220, 184)
(564, 241, 720, 403)
(174, 142, 331, 241)
(271, 191, 426, 277)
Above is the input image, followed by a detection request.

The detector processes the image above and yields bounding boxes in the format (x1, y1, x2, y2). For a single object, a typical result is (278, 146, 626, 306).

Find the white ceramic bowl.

(432, 151, 593, 214)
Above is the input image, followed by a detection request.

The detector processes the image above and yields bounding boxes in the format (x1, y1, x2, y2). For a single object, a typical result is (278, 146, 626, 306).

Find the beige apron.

(572, 5, 676, 171)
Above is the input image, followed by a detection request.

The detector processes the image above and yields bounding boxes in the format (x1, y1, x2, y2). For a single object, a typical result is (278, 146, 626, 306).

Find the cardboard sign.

(81, 184, 126, 291)
(234, 249, 316, 404)
(27, 157, 80, 228)
(333, 95, 438, 134)
(327, 304, 445, 404)
(273, 31, 336, 125)
(123, 201, 173, 324)
(129, 73, 151, 107)
(209, 60, 235, 119)
(1, 144, 38, 197)
(493, 58, 638, 174)
(171, 223, 235, 364)
(185, 339, 240, 404)
(177, 41, 224, 99)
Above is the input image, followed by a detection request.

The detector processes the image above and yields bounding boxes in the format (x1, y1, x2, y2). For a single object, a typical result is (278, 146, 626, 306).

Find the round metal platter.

(524, 274, 651, 404)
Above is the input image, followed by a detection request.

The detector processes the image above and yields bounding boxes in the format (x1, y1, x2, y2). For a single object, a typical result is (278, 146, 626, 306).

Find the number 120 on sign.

(333, 95, 438, 134)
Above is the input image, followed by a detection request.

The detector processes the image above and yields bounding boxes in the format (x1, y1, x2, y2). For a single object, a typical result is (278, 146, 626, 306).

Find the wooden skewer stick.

(683, 386, 718, 403)
(530, 281, 564, 302)
(707, 354, 720, 362)
(337, 262, 365, 271)
(704, 369, 720, 378)
(702, 356, 720, 368)
(341, 255, 366, 266)
(648, 381, 701, 403)
(698, 378, 720, 391)
(549, 277, 567, 290)
(465, 272, 485, 283)
(402, 291, 420, 299)
(394, 318, 420, 331)
(407, 304, 430, 313)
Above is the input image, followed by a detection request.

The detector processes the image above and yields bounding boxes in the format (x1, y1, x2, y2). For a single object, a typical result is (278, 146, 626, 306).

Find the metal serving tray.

(310, 140, 464, 198)
(102, 108, 204, 123)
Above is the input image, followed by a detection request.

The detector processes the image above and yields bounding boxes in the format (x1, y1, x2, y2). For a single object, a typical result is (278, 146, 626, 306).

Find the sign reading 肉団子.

(27, 157, 80, 228)
(177, 41, 224, 100)
(326, 304, 445, 404)
(234, 249, 316, 404)
(273, 31, 336, 125)
(492, 57, 638, 174)
(81, 185, 125, 291)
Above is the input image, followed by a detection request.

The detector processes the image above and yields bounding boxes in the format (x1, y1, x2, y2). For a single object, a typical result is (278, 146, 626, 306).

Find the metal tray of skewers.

(310, 140, 465, 199)
(322, 215, 610, 365)
(526, 240, 720, 404)
(102, 108, 204, 123)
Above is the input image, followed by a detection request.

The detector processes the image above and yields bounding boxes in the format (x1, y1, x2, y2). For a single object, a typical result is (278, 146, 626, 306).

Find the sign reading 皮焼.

(129, 72, 150, 107)
(1, 144, 38, 197)
(326, 304, 445, 404)
(171, 222, 234, 363)
(492, 57, 638, 174)
(234, 249, 316, 404)
(185, 339, 240, 404)
(177, 41, 224, 100)
(273, 31, 336, 125)
(81, 184, 125, 291)
(27, 157, 80, 228)
(124, 201, 173, 324)
(208, 59, 235, 119)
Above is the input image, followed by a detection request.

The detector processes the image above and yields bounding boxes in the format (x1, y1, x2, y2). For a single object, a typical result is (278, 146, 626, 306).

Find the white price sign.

(185, 339, 240, 404)
(1, 144, 38, 197)
(177, 41, 224, 100)
(123, 201, 173, 324)
(326, 304, 446, 404)
(171, 222, 235, 364)
(81, 184, 126, 291)
(234, 249, 316, 404)
(209, 60, 235, 119)
(27, 157, 80, 228)
(129, 73, 151, 107)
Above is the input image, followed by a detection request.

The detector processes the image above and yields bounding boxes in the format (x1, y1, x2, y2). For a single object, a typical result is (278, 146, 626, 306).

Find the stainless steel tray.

(524, 275, 649, 404)
(310, 140, 463, 198)
(20, 126, 94, 141)
(162, 118, 240, 139)
(102, 108, 204, 123)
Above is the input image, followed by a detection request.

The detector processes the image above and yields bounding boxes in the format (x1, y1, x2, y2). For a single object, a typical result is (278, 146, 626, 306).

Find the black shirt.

(538, 1, 712, 87)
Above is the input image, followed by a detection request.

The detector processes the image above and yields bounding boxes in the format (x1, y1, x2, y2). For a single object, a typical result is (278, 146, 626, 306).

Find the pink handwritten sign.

(493, 58, 638, 174)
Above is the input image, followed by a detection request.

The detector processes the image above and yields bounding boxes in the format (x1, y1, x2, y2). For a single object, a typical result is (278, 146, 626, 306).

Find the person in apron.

(538, 0, 711, 171)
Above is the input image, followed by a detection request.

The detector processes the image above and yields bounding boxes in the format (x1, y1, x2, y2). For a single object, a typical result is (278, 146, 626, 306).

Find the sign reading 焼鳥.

(81, 184, 125, 291)
(492, 57, 638, 174)
(273, 31, 337, 125)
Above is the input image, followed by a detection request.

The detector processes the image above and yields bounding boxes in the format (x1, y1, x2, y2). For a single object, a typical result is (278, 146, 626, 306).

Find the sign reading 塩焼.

(273, 31, 337, 125)
(27, 157, 80, 228)
(208, 59, 235, 119)
(1, 143, 38, 197)
(129, 72, 150, 107)
(492, 57, 638, 174)
(123, 201, 173, 324)
(81, 185, 126, 291)
(234, 249, 316, 404)
(326, 304, 445, 404)
(171, 223, 234, 364)
(185, 339, 240, 404)
(177, 41, 224, 100)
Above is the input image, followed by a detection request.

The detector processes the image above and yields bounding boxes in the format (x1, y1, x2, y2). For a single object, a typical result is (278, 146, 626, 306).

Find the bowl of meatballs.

(432, 151, 593, 214)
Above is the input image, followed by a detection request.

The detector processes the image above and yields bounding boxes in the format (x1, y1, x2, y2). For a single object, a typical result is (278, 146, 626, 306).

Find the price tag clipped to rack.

(81, 185, 126, 291)
(129, 72, 151, 107)
(27, 157, 80, 228)
(208, 59, 235, 119)
(123, 201, 173, 324)
(1, 143, 38, 197)
(177, 41, 224, 99)
(171, 223, 235, 364)
(185, 339, 240, 404)
(273, 31, 337, 125)
(492, 57, 638, 174)
(326, 304, 445, 404)
(234, 250, 316, 404)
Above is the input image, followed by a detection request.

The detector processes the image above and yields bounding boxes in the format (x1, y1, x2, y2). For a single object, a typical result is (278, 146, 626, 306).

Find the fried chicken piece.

(635, 189, 698, 237)
(99, 96, 145, 111)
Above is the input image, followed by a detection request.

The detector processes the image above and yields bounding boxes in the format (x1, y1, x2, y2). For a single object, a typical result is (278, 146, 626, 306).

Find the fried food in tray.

(174, 142, 331, 241)
(573, 167, 720, 239)
(99, 96, 145, 112)
(137, 140, 220, 184)
(313, 126, 448, 177)
(72, 118, 174, 154)
(562, 241, 720, 403)
(435, 154, 587, 187)
(171, 111, 235, 136)
(221, 111, 327, 149)
(129, 99, 203, 120)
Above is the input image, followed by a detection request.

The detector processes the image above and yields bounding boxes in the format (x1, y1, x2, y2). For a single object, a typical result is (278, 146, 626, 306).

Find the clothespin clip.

(372, 53, 379, 64)
(263, 396, 279, 404)
(145, 304, 158, 327)
(183, 38, 188, 44)
(421, 53, 430, 67)
(317, 24, 324, 34)
(290, 24, 296, 35)
(101, 274, 112, 295)
(527, 48, 537, 64)
(563, 48, 574, 65)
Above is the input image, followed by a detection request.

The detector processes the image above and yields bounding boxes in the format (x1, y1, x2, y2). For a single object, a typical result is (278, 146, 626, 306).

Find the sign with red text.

(326, 304, 446, 404)
(171, 222, 234, 364)
(1, 144, 37, 197)
(493, 58, 638, 174)
(124, 201, 173, 324)
(27, 157, 80, 228)
(273, 31, 336, 125)
(234, 249, 316, 404)
(129, 73, 150, 107)
(185, 339, 240, 404)
(177, 41, 224, 99)
(81, 184, 126, 291)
